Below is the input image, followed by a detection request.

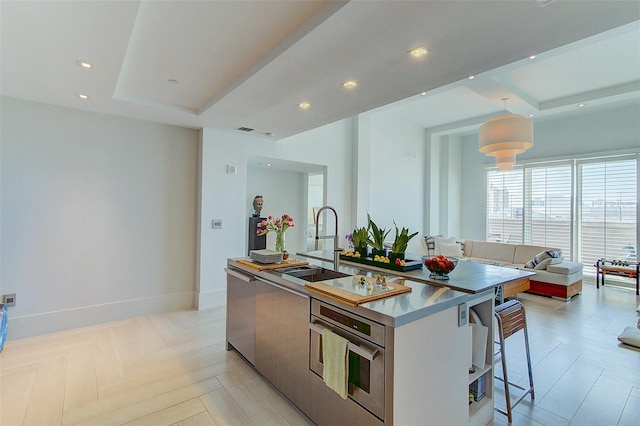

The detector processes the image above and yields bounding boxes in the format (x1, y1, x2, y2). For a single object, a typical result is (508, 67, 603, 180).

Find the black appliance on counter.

(248, 216, 266, 255)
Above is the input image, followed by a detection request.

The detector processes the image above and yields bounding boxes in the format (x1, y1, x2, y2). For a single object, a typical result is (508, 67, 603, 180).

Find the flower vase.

(275, 231, 286, 252)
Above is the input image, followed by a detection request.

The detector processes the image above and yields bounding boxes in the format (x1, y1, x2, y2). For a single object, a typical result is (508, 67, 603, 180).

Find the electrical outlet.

(3, 293, 16, 307)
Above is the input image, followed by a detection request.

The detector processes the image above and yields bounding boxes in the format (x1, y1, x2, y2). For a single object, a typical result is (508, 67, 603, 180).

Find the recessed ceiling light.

(298, 102, 311, 110)
(421, 92, 427, 96)
(578, 103, 586, 107)
(529, 55, 537, 60)
(342, 80, 358, 89)
(266, 163, 272, 167)
(528, 114, 535, 118)
(76, 93, 89, 99)
(408, 46, 428, 58)
(168, 79, 179, 85)
(536, 0, 558, 7)
(468, 75, 475, 80)
(76, 60, 93, 69)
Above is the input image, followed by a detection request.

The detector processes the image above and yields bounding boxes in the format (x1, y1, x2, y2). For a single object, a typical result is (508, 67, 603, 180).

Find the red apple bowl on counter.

(423, 255, 458, 279)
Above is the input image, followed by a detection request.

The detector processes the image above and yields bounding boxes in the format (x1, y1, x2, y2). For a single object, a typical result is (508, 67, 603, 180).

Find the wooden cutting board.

(236, 258, 309, 271)
(305, 275, 412, 306)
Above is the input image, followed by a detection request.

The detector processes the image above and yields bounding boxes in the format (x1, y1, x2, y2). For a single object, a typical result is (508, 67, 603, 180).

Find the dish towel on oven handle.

(321, 328, 349, 399)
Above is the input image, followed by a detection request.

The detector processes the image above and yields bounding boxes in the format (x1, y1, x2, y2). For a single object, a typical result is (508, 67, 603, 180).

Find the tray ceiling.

(1, 1, 639, 140)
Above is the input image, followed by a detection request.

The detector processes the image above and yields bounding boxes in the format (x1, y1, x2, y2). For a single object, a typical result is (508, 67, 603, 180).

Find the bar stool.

(494, 300, 535, 423)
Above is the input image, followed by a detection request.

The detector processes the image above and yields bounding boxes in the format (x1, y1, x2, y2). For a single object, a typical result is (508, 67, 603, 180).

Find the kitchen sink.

(282, 266, 351, 282)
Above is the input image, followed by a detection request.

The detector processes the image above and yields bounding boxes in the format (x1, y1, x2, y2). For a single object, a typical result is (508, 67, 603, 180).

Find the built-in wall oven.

(309, 299, 386, 421)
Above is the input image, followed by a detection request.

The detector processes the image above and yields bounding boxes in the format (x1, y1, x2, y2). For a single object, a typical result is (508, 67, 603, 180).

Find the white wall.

(197, 119, 354, 309)
(460, 103, 640, 240)
(246, 167, 306, 255)
(368, 114, 426, 253)
(1, 97, 199, 339)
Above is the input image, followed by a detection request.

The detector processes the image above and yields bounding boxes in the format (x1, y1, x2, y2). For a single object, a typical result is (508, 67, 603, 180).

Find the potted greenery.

(367, 213, 390, 257)
(390, 221, 419, 263)
(352, 226, 369, 257)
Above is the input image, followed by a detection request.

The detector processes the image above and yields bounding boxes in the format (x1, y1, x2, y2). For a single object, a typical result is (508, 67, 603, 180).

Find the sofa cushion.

(469, 241, 517, 263)
(462, 240, 473, 257)
(514, 245, 560, 264)
(547, 261, 583, 275)
(524, 249, 562, 269)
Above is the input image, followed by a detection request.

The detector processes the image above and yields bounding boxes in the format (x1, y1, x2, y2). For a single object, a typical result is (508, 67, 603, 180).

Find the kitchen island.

(226, 256, 533, 425)
(299, 250, 533, 302)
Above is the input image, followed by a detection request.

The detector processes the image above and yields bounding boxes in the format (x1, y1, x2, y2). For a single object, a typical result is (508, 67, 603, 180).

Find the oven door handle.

(309, 321, 379, 361)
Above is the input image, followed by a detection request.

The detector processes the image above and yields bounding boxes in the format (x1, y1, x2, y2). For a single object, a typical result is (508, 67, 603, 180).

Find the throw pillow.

(524, 249, 563, 269)
(533, 256, 563, 270)
(617, 326, 640, 348)
(434, 236, 456, 254)
(424, 235, 466, 256)
(423, 235, 439, 256)
(440, 242, 464, 258)
(534, 258, 554, 270)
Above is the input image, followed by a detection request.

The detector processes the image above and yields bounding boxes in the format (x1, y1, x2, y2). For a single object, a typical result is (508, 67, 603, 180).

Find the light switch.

(458, 303, 468, 327)
(212, 219, 222, 229)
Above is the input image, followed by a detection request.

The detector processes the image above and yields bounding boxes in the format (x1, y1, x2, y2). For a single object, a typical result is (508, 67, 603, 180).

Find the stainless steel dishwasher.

(255, 277, 310, 415)
(225, 267, 256, 364)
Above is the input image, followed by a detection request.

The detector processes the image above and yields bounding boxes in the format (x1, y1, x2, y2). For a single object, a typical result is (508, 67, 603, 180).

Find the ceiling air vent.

(237, 127, 254, 132)
(536, 0, 557, 6)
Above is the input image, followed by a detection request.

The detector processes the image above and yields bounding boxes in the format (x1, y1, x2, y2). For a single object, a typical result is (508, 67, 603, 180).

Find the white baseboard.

(6, 291, 196, 340)
(195, 288, 226, 311)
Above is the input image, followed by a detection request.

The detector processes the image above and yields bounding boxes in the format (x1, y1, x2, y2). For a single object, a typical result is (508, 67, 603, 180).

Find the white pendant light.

(479, 98, 533, 171)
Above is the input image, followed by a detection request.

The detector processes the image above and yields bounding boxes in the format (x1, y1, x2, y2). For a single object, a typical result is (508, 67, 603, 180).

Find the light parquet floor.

(0, 277, 638, 426)
(0, 307, 313, 426)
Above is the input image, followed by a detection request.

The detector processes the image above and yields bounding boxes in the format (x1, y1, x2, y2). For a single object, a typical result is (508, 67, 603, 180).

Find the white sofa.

(423, 237, 583, 300)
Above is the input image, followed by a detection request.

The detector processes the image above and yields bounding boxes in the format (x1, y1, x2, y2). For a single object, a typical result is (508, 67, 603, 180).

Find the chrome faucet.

(314, 206, 342, 270)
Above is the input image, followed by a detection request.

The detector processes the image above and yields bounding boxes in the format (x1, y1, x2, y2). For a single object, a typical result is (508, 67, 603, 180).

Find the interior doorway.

(307, 172, 326, 251)
(246, 156, 325, 255)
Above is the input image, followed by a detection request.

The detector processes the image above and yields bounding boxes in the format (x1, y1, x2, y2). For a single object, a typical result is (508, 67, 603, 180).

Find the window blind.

(486, 169, 523, 244)
(525, 164, 573, 257)
(485, 154, 638, 265)
(577, 157, 637, 265)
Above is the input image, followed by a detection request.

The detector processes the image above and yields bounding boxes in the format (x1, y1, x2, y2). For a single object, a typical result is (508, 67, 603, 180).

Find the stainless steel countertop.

(298, 250, 535, 295)
(227, 257, 486, 328)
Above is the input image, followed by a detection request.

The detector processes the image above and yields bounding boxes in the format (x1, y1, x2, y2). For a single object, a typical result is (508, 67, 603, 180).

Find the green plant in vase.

(352, 226, 369, 257)
(390, 221, 418, 263)
(367, 213, 390, 257)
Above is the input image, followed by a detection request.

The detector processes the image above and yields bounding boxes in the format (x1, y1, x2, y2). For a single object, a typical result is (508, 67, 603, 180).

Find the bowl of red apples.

(423, 255, 458, 279)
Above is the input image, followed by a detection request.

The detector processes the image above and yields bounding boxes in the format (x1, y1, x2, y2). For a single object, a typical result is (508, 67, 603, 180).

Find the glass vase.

(275, 231, 286, 252)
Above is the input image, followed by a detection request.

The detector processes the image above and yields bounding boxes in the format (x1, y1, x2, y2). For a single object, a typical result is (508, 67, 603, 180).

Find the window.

(578, 157, 637, 266)
(525, 163, 573, 257)
(486, 169, 523, 244)
(485, 154, 638, 265)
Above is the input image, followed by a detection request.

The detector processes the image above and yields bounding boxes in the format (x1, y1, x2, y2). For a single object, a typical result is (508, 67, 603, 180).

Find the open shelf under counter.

(466, 290, 495, 426)
(469, 395, 494, 423)
(469, 362, 492, 385)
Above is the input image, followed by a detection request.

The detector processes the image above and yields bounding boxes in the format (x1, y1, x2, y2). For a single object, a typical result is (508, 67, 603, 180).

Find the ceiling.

(1, 1, 639, 141)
